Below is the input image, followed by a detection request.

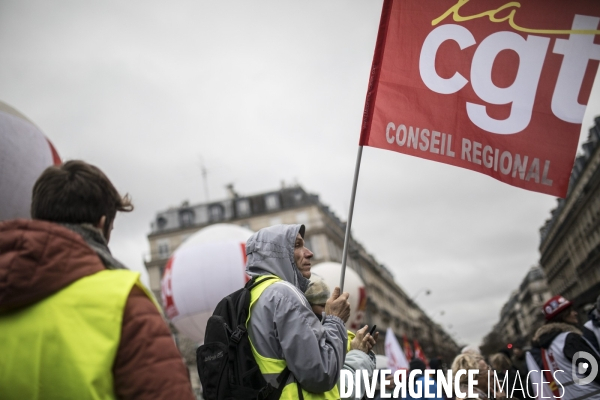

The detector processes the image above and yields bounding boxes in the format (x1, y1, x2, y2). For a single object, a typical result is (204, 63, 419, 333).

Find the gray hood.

(245, 224, 310, 293)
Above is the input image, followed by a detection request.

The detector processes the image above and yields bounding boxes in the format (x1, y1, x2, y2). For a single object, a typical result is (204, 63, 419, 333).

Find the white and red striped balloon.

(0, 101, 60, 221)
(161, 223, 254, 343)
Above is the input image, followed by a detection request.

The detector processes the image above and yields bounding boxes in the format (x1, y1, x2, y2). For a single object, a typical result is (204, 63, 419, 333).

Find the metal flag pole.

(339, 145, 364, 292)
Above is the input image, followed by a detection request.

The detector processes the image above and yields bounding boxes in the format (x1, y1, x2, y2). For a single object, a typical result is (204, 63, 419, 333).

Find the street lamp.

(411, 288, 432, 301)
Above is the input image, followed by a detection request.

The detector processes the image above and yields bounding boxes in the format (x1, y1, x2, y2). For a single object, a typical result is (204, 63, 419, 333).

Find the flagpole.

(339, 145, 364, 292)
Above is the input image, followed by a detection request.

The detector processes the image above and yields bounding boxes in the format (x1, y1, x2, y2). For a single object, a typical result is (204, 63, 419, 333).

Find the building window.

(388, 295, 396, 306)
(265, 194, 280, 211)
(156, 216, 167, 230)
(179, 209, 195, 227)
(236, 199, 251, 217)
(293, 190, 303, 203)
(157, 239, 170, 259)
(210, 205, 223, 222)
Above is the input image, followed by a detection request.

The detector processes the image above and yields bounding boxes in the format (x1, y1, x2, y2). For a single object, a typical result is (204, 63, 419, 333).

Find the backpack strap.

(228, 276, 279, 348)
(257, 367, 291, 400)
(256, 367, 304, 400)
(296, 378, 304, 400)
(246, 275, 278, 290)
(234, 276, 278, 332)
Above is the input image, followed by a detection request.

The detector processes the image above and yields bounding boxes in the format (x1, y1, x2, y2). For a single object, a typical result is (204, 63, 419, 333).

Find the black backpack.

(196, 276, 291, 400)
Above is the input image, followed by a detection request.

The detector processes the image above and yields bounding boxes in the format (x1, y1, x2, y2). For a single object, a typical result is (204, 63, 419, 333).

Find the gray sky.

(1, 1, 599, 346)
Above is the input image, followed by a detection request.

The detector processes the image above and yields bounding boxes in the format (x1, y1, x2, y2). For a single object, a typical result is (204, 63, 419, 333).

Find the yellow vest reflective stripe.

(247, 275, 340, 400)
(0, 269, 147, 400)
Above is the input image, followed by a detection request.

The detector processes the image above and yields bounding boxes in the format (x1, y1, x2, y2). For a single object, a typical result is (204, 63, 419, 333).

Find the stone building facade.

(145, 185, 459, 366)
(499, 266, 551, 342)
(539, 116, 600, 311)
(481, 266, 551, 353)
(481, 118, 600, 355)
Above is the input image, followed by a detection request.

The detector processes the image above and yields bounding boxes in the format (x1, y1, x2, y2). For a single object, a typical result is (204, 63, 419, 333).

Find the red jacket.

(0, 219, 195, 400)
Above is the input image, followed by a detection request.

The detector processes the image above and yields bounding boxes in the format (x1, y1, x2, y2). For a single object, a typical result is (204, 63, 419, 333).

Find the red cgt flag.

(360, 0, 600, 197)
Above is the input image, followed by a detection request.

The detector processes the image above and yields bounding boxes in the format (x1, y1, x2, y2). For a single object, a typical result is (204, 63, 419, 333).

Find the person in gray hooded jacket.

(245, 224, 350, 397)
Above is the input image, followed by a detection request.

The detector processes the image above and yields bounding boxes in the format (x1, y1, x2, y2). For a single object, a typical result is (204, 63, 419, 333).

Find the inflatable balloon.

(311, 262, 367, 330)
(0, 101, 61, 221)
(161, 223, 254, 343)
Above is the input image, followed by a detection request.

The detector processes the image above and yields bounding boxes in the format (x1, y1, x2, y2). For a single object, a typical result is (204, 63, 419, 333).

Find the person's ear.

(97, 215, 106, 231)
(96, 215, 112, 242)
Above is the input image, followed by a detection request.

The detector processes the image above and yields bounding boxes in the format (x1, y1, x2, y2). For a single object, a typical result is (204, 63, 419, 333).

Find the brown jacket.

(0, 219, 195, 400)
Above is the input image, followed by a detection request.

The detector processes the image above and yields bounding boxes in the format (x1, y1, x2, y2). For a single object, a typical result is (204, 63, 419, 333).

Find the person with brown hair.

(29, 159, 133, 243)
(0, 160, 195, 400)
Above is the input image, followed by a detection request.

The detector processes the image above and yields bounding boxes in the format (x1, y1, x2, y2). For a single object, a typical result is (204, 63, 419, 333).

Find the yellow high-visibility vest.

(0, 269, 154, 400)
(347, 331, 355, 353)
(247, 275, 340, 400)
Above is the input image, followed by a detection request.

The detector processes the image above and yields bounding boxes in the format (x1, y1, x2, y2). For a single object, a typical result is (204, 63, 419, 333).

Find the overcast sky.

(2, 1, 599, 346)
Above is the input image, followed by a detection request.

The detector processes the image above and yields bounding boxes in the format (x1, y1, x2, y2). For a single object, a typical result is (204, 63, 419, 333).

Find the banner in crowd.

(525, 352, 554, 399)
(359, 0, 600, 197)
(413, 339, 428, 366)
(384, 328, 409, 372)
(402, 335, 413, 361)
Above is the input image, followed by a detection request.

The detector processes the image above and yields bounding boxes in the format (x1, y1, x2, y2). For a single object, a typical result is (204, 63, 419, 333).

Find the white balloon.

(311, 262, 367, 331)
(161, 223, 254, 343)
(0, 102, 60, 221)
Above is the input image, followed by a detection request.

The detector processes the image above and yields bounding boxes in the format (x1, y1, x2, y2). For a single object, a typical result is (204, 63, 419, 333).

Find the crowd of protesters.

(2, 159, 600, 400)
(454, 294, 600, 400)
(367, 294, 600, 400)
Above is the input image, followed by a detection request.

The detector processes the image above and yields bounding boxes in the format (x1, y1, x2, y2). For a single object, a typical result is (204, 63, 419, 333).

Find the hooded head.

(246, 224, 311, 292)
